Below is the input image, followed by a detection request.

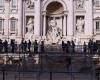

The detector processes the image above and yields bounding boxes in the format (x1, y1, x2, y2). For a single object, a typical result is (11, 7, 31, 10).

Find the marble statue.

(76, 0, 84, 9)
(25, 18, 34, 40)
(76, 17, 84, 33)
(26, 0, 34, 9)
(47, 19, 62, 43)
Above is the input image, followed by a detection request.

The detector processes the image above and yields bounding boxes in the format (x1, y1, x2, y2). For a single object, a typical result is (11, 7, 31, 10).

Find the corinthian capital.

(5, 0, 11, 2)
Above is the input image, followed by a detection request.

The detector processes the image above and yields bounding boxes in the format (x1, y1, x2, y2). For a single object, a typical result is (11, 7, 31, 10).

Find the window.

(10, 18, 17, 32)
(0, 19, 3, 31)
(0, 0, 4, 8)
(96, 21, 100, 31)
(94, 0, 100, 7)
(12, 0, 17, 8)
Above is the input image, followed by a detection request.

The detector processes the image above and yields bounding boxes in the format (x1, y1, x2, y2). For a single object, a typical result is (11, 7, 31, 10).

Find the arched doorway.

(42, 1, 68, 43)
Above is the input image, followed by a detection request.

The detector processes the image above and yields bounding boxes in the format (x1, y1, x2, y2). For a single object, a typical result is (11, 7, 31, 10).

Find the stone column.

(34, 0, 41, 36)
(4, 0, 10, 42)
(22, 1, 25, 38)
(43, 15, 46, 36)
(85, 0, 93, 36)
(67, 0, 74, 38)
(4, 1, 9, 36)
(18, 0, 22, 36)
(63, 15, 67, 36)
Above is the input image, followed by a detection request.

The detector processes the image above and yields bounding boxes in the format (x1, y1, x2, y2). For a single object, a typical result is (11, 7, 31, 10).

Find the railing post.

(2, 69, 5, 80)
(2, 66, 5, 80)
(50, 71, 52, 80)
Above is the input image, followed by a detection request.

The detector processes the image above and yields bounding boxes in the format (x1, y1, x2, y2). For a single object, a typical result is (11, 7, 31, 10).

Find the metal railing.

(0, 44, 99, 54)
(0, 52, 100, 80)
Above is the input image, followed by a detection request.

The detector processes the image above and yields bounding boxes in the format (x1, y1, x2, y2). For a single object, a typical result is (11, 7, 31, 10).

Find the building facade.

(0, 0, 100, 44)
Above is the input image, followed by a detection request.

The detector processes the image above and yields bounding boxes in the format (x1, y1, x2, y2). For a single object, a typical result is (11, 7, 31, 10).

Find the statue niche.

(25, 17, 34, 40)
(46, 19, 62, 44)
(76, 16, 85, 33)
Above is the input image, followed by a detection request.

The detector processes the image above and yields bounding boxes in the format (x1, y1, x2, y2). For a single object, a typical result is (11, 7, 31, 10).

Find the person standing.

(40, 40, 45, 53)
(10, 39, 15, 53)
(28, 40, 31, 52)
(71, 40, 75, 53)
(62, 41, 65, 52)
(93, 42, 98, 53)
(3, 40, 8, 53)
(24, 41, 27, 52)
(0, 39, 3, 52)
(21, 38, 24, 52)
(88, 39, 93, 54)
(34, 40, 38, 53)
(83, 42, 87, 53)
(66, 41, 71, 53)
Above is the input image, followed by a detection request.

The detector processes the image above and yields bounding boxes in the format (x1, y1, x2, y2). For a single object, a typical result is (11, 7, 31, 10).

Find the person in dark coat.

(83, 42, 87, 53)
(10, 39, 15, 53)
(71, 40, 75, 53)
(93, 42, 98, 53)
(65, 42, 68, 53)
(0, 39, 3, 52)
(3, 40, 8, 52)
(40, 40, 45, 53)
(24, 41, 27, 52)
(34, 40, 38, 53)
(28, 40, 31, 52)
(88, 39, 93, 54)
(62, 41, 65, 52)
(21, 38, 24, 52)
(66, 41, 71, 53)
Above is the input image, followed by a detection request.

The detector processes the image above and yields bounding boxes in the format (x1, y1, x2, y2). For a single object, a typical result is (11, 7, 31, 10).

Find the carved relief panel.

(75, 0, 85, 10)
(25, 0, 34, 10)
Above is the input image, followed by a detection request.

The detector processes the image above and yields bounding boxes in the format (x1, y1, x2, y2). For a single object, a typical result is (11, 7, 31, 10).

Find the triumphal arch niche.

(42, 1, 68, 44)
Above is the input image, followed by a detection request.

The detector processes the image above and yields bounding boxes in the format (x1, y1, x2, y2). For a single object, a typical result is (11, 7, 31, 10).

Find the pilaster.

(67, 0, 74, 37)
(85, 0, 93, 36)
(17, 0, 22, 37)
(34, 0, 41, 36)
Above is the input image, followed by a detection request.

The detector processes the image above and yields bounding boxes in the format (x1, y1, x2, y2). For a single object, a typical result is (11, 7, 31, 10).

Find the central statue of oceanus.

(46, 19, 62, 44)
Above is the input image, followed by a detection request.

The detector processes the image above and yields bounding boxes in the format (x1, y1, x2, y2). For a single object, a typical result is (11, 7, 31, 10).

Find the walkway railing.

(0, 44, 99, 54)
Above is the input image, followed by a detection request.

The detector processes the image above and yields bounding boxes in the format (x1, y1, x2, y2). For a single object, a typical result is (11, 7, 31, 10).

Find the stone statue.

(25, 18, 34, 40)
(76, 0, 84, 9)
(47, 19, 62, 43)
(26, 0, 34, 9)
(76, 17, 84, 33)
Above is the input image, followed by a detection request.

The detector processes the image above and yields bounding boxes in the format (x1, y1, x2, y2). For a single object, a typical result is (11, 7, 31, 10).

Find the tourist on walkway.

(83, 42, 87, 53)
(28, 40, 31, 52)
(0, 39, 3, 52)
(40, 40, 45, 53)
(66, 41, 71, 53)
(3, 40, 8, 52)
(21, 38, 24, 52)
(88, 39, 93, 53)
(71, 40, 75, 53)
(62, 41, 66, 52)
(10, 39, 15, 53)
(93, 42, 98, 53)
(24, 41, 27, 52)
(33, 40, 38, 53)
(65, 42, 68, 53)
